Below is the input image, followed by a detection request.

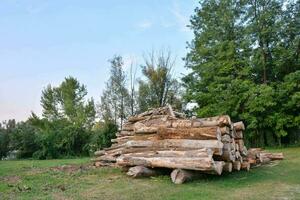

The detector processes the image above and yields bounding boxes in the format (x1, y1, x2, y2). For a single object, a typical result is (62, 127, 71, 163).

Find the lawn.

(0, 147, 300, 200)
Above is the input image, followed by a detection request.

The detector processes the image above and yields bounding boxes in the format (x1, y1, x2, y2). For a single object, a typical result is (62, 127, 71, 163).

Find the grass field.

(0, 147, 300, 200)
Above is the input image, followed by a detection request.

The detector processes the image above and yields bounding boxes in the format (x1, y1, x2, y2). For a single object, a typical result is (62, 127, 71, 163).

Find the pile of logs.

(93, 106, 284, 184)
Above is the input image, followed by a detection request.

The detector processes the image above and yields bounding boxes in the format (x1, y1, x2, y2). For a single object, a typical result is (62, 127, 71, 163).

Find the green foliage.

(30, 77, 96, 159)
(138, 51, 182, 112)
(100, 55, 130, 127)
(89, 121, 118, 153)
(0, 124, 10, 159)
(9, 121, 39, 158)
(184, 0, 300, 146)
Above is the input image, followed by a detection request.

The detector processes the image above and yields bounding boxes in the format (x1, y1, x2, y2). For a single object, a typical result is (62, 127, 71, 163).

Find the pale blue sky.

(0, 0, 197, 121)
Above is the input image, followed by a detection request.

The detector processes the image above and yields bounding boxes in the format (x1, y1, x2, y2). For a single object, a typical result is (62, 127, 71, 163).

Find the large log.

(127, 166, 162, 178)
(122, 149, 213, 159)
(157, 127, 221, 141)
(117, 156, 221, 172)
(124, 139, 223, 155)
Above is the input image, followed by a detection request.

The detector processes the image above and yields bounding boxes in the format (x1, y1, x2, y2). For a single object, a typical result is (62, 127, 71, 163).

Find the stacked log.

(92, 106, 284, 183)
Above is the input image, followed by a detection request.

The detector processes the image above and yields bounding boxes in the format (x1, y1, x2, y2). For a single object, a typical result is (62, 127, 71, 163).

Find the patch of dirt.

(50, 164, 93, 174)
(1, 175, 21, 184)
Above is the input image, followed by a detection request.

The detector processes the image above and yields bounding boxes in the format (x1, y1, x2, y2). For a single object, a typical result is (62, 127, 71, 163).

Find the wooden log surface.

(157, 127, 221, 141)
(117, 156, 218, 172)
(124, 139, 223, 155)
(241, 162, 250, 171)
(223, 162, 233, 172)
(122, 149, 213, 159)
(233, 161, 241, 171)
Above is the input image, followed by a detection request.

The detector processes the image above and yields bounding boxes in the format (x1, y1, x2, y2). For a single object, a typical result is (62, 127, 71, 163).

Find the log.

(157, 127, 221, 141)
(123, 149, 213, 159)
(240, 146, 248, 157)
(92, 155, 117, 163)
(94, 150, 105, 156)
(233, 122, 245, 131)
(117, 156, 219, 172)
(196, 115, 231, 126)
(122, 124, 134, 131)
(223, 162, 233, 173)
(167, 104, 176, 118)
(233, 161, 241, 171)
(124, 139, 223, 155)
(171, 169, 202, 184)
(171, 120, 192, 128)
(221, 135, 231, 143)
(260, 152, 284, 160)
(259, 156, 271, 164)
(235, 139, 244, 151)
(247, 157, 257, 165)
(241, 162, 250, 171)
(220, 126, 230, 135)
(135, 127, 158, 134)
(128, 116, 147, 123)
(118, 131, 135, 136)
(140, 115, 172, 127)
(127, 166, 162, 178)
(235, 131, 243, 139)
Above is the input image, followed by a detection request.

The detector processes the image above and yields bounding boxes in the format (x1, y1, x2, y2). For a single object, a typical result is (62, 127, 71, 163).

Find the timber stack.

(93, 105, 284, 184)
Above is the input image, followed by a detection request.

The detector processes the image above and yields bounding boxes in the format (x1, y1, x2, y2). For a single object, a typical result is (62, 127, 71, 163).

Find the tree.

(99, 56, 130, 128)
(0, 122, 10, 159)
(30, 77, 96, 158)
(183, 0, 300, 146)
(138, 50, 182, 112)
(9, 121, 39, 158)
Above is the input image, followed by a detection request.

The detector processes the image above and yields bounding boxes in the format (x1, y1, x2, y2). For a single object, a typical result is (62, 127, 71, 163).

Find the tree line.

(0, 51, 181, 159)
(183, 0, 300, 147)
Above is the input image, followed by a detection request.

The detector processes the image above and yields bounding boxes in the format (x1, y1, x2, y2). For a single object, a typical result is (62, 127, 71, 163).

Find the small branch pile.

(93, 106, 283, 184)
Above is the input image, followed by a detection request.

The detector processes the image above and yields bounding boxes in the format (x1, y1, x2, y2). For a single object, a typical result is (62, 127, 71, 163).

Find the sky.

(0, 0, 197, 122)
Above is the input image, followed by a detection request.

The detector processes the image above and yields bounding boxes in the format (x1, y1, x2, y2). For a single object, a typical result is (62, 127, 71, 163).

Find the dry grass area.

(0, 147, 300, 200)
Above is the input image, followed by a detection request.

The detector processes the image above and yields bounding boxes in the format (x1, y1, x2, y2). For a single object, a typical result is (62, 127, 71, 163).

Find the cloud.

(137, 20, 153, 29)
(170, 2, 191, 32)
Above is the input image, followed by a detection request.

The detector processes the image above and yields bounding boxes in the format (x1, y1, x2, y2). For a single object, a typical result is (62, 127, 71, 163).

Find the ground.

(0, 147, 300, 200)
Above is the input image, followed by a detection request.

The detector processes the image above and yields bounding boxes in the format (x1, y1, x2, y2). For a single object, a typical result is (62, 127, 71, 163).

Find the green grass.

(1, 148, 300, 200)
